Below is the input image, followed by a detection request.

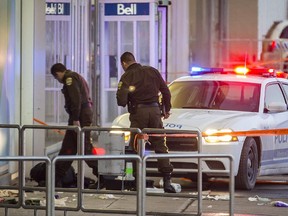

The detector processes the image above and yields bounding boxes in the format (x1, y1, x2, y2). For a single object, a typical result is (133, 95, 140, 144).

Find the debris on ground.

(146, 187, 164, 193)
(248, 195, 271, 202)
(25, 199, 41, 206)
(271, 200, 288, 207)
(97, 194, 121, 200)
(0, 190, 19, 197)
(204, 194, 230, 201)
(40, 197, 68, 207)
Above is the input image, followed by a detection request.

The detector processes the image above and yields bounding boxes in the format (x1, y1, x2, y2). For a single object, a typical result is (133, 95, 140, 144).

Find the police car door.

(265, 82, 288, 174)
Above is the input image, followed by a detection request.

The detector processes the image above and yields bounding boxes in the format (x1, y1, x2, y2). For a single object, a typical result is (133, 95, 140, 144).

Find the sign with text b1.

(105, 3, 149, 16)
(46, 2, 70, 16)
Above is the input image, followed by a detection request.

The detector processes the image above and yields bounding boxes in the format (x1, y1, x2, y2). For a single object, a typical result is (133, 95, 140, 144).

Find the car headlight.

(203, 129, 238, 143)
(110, 127, 131, 142)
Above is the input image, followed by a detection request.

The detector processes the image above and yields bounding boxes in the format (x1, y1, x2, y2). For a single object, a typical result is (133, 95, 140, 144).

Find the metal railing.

(20, 125, 81, 156)
(140, 128, 234, 216)
(143, 153, 234, 216)
(51, 154, 142, 215)
(0, 156, 51, 216)
(0, 125, 235, 216)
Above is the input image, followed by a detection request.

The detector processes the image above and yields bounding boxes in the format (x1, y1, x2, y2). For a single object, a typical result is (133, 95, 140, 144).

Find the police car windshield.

(169, 81, 260, 112)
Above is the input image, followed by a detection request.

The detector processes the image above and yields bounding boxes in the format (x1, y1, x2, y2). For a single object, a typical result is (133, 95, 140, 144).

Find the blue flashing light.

(191, 67, 203, 72)
(190, 67, 224, 75)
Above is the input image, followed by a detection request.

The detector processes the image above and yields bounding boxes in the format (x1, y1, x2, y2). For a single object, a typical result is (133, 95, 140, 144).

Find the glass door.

(158, 6, 168, 81)
(99, 1, 156, 126)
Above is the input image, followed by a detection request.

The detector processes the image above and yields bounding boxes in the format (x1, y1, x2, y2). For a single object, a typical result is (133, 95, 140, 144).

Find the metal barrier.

(51, 154, 142, 215)
(4, 124, 81, 216)
(0, 124, 21, 187)
(1, 125, 144, 215)
(79, 127, 143, 214)
(0, 156, 51, 216)
(19, 126, 143, 215)
(140, 128, 234, 216)
(0, 125, 235, 216)
(20, 125, 81, 196)
(20, 125, 81, 156)
(0, 125, 22, 211)
(0, 124, 21, 155)
(143, 153, 234, 216)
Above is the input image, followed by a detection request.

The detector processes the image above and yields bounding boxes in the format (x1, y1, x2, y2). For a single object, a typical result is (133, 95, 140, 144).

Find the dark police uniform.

(56, 70, 98, 181)
(116, 63, 173, 174)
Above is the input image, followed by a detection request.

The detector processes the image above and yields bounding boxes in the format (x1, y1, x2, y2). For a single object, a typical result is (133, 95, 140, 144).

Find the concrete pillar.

(21, 0, 46, 174)
(167, 0, 189, 81)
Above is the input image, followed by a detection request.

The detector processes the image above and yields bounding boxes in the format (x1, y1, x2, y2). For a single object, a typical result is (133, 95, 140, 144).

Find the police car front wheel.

(235, 137, 259, 190)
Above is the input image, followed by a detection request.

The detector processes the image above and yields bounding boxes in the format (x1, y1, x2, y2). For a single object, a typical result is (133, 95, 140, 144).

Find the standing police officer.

(116, 52, 176, 193)
(50, 63, 98, 187)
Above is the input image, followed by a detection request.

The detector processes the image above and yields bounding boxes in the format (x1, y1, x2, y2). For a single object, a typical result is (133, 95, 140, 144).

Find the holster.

(128, 102, 137, 114)
(160, 101, 166, 116)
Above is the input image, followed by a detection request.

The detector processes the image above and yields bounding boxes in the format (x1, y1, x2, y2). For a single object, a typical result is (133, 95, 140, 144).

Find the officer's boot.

(163, 173, 176, 193)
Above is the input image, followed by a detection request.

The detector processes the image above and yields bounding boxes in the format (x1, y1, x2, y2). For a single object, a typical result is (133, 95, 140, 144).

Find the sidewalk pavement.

(1, 177, 288, 216)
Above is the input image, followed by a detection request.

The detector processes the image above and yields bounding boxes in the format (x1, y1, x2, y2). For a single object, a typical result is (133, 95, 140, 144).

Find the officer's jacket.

(116, 63, 171, 112)
(61, 70, 92, 121)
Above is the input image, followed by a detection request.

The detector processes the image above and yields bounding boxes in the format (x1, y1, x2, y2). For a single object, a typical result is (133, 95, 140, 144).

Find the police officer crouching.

(50, 63, 100, 188)
(116, 52, 176, 193)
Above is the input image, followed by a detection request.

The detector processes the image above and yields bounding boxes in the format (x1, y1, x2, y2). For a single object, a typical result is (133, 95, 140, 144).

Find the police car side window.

(281, 83, 288, 100)
(280, 26, 288, 38)
(265, 84, 286, 109)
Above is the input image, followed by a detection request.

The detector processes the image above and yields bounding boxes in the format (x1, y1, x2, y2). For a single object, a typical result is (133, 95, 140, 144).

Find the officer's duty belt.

(137, 102, 159, 108)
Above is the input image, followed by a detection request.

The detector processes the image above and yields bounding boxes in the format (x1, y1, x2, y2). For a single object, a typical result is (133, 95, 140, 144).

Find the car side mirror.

(265, 102, 287, 113)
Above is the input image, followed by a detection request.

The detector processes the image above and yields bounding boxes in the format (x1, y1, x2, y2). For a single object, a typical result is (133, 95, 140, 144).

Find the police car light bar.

(190, 66, 284, 77)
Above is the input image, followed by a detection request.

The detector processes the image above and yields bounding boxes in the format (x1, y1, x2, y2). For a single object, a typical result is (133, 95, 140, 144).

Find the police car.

(112, 67, 288, 190)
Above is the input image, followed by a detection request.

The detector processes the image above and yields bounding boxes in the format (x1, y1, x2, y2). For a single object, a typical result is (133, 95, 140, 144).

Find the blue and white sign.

(105, 3, 149, 16)
(46, 2, 70, 16)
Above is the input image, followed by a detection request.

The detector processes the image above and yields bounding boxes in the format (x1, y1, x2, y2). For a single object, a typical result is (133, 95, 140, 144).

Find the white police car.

(112, 67, 288, 190)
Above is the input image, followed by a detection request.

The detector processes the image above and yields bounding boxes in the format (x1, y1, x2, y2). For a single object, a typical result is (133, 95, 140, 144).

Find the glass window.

(120, 21, 133, 53)
(45, 19, 71, 127)
(265, 83, 286, 108)
(281, 83, 288, 99)
(169, 81, 260, 112)
(280, 26, 288, 39)
(104, 21, 118, 88)
(46, 20, 70, 75)
(137, 21, 150, 65)
(44, 0, 90, 144)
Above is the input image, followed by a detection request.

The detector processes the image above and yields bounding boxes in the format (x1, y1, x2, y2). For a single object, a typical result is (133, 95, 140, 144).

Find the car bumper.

(144, 139, 243, 177)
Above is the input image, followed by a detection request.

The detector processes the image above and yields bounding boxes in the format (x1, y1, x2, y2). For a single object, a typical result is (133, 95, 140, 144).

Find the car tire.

(235, 137, 259, 190)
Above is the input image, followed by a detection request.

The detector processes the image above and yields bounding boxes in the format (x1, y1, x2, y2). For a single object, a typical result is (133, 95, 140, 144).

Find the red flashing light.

(268, 41, 277, 52)
(92, 147, 106, 155)
(276, 71, 287, 78)
(234, 67, 278, 77)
